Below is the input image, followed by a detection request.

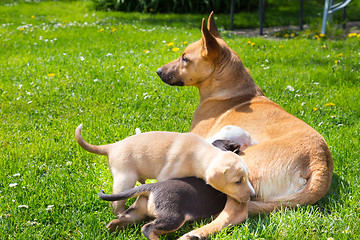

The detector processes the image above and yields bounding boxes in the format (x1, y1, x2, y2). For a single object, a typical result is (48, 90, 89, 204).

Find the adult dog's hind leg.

(179, 197, 248, 240)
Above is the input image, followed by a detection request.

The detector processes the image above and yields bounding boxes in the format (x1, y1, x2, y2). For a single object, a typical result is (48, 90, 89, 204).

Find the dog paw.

(179, 233, 206, 240)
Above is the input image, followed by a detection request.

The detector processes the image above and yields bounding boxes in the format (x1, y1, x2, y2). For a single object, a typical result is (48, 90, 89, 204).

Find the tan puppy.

(75, 124, 255, 215)
(157, 12, 333, 239)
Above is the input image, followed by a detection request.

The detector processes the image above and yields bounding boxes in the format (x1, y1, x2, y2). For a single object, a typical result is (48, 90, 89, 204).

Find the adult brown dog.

(156, 12, 333, 239)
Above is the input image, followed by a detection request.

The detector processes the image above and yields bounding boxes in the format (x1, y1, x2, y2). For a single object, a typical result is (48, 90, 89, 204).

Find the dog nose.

(250, 191, 256, 199)
(156, 68, 162, 76)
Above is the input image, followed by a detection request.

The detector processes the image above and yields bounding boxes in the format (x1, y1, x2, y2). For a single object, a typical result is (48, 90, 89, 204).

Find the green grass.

(1, 1, 360, 239)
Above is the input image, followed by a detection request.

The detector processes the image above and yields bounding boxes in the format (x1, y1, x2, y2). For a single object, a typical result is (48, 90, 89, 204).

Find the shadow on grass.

(317, 172, 348, 211)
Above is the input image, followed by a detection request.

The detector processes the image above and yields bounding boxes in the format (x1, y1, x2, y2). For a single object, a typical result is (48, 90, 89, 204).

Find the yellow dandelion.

(305, 29, 311, 34)
(348, 33, 357, 38)
(315, 35, 320, 40)
(291, 33, 295, 37)
(313, 107, 318, 111)
(320, 34, 325, 38)
(284, 33, 290, 38)
(19, 27, 25, 31)
(172, 47, 180, 52)
(183, 41, 188, 45)
(337, 53, 343, 57)
(279, 45, 284, 48)
(144, 49, 150, 54)
(149, 8, 154, 12)
(251, 42, 255, 46)
(247, 41, 252, 44)
(111, 28, 117, 32)
(48, 73, 55, 77)
(31, 15, 35, 19)
(321, 44, 327, 49)
(168, 42, 174, 47)
(325, 103, 335, 107)
(357, 33, 360, 38)
(98, 28, 104, 32)
(335, 60, 339, 64)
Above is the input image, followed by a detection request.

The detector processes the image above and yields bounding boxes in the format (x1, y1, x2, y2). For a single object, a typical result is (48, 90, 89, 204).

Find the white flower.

(13, 173, 21, 177)
(106, 53, 113, 57)
(66, 161, 72, 166)
(26, 221, 39, 226)
(46, 205, 54, 211)
(9, 183, 18, 187)
(135, 128, 141, 135)
(93, 79, 99, 82)
(80, 56, 85, 61)
(18, 205, 29, 209)
(285, 86, 294, 91)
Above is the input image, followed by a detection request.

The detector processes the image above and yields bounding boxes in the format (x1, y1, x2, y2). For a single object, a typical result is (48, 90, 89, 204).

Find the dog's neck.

(196, 53, 264, 103)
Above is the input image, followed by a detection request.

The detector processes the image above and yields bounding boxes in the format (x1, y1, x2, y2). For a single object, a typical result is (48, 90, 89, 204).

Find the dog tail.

(99, 185, 151, 201)
(75, 124, 108, 155)
(248, 142, 333, 214)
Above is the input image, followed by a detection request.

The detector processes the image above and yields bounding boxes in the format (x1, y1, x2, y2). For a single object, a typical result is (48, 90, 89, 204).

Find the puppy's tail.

(75, 124, 108, 155)
(99, 185, 150, 201)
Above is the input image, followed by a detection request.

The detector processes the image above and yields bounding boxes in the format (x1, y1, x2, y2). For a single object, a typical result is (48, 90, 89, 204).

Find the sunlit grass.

(1, 1, 360, 239)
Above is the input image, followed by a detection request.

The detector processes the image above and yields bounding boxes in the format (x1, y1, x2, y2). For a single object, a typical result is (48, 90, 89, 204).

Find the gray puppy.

(99, 177, 226, 240)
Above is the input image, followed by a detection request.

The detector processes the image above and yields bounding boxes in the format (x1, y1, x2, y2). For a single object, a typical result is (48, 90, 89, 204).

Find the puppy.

(75, 124, 254, 214)
(99, 177, 227, 240)
(206, 125, 257, 152)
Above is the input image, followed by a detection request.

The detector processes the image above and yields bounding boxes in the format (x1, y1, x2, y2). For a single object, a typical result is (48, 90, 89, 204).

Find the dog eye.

(235, 179, 242, 184)
(182, 55, 190, 63)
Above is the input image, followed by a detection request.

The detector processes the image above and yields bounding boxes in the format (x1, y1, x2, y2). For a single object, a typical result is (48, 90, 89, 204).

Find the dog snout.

(156, 68, 163, 76)
(250, 191, 256, 199)
(248, 181, 256, 198)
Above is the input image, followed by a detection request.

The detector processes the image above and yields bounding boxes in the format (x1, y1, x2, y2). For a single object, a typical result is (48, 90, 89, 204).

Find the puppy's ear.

(205, 165, 227, 190)
(207, 11, 221, 38)
(201, 18, 221, 59)
(212, 140, 241, 153)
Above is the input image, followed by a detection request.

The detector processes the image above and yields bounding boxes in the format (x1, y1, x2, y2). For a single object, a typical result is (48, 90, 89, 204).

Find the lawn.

(1, 1, 360, 239)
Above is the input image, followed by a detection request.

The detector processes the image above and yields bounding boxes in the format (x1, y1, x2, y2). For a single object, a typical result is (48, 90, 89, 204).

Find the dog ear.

(205, 165, 227, 190)
(207, 11, 221, 38)
(201, 18, 221, 59)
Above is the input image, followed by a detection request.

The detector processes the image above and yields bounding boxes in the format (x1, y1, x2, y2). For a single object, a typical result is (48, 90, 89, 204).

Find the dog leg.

(142, 213, 186, 240)
(111, 173, 138, 215)
(107, 195, 149, 233)
(179, 197, 248, 240)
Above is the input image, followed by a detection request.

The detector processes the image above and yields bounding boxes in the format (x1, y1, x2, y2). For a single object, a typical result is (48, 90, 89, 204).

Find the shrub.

(91, 0, 257, 13)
